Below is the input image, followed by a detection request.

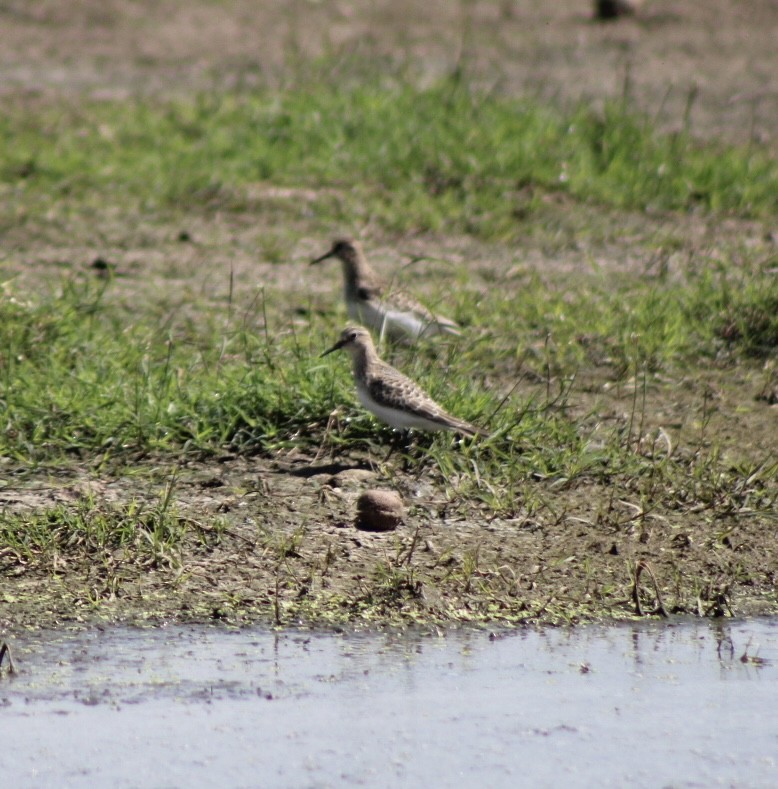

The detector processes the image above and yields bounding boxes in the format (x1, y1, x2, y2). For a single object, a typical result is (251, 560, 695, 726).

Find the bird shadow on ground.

(284, 459, 373, 478)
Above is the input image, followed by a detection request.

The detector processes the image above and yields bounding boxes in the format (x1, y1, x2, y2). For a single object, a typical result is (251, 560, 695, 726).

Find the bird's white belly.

(355, 384, 444, 431)
(348, 299, 428, 340)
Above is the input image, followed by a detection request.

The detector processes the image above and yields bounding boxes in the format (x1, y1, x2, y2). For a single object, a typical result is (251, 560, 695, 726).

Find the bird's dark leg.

(399, 430, 422, 471)
(401, 429, 417, 471)
(381, 429, 411, 465)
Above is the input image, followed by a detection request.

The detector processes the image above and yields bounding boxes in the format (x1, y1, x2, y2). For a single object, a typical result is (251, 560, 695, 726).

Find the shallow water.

(0, 619, 776, 788)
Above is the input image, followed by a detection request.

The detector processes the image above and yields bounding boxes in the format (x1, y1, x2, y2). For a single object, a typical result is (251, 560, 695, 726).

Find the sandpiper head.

(321, 325, 373, 357)
(311, 238, 363, 267)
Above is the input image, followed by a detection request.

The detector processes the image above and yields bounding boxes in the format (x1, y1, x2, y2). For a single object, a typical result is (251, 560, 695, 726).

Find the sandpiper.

(311, 238, 461, 342)
(322, 326, 489, 438)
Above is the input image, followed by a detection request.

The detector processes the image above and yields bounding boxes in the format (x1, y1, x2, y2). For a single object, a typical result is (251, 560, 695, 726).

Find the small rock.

(91, 256, 111, 271)
(355, 489, 404, 532)
(90, 257, 114, 278)
(594, 0, 641, 20)
(671, 533, 692, 550)
(328, 468, 377, 487)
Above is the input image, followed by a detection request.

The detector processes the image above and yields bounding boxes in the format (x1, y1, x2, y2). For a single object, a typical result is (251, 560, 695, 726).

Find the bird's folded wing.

(367, 374, 445, 420)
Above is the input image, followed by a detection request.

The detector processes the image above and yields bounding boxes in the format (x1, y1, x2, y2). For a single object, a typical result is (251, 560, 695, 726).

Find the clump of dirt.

(355, 489, 405, 532)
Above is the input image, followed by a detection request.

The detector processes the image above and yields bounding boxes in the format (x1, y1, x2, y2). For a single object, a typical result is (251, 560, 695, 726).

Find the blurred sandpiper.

(311, 238, 461, 342)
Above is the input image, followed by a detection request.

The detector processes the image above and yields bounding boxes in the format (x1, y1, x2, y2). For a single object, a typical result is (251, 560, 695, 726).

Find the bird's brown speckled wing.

(366, 367, 441, 417)
(353, 265, 460, 335)
(365, 365, 487, 436)
(382, 288, 461, 334)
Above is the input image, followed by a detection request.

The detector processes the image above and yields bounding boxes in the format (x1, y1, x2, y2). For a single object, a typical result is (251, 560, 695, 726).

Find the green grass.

(2, 74, 777, 241)
(1, 69, 776, 624)
(0, 485, 213, 575)
(0, 276, 342, 463)
(1, 255, 774, 497)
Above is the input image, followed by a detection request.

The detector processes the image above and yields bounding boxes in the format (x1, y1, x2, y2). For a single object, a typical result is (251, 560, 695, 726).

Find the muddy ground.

(0, 0, 776, 630)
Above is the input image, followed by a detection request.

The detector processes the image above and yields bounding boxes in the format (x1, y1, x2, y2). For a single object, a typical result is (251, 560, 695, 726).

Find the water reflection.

(0, 619, 775, 788)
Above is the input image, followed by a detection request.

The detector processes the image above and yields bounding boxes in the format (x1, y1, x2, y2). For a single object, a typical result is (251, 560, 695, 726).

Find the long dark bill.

(310, 249, 335, 265)
(320, 338, 347, 357)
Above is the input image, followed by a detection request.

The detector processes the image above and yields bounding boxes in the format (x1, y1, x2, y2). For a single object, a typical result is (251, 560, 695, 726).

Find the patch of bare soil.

(1, 386, 776, 630)
(1, 0, 777, 145)
(1, 1, 776, 629)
